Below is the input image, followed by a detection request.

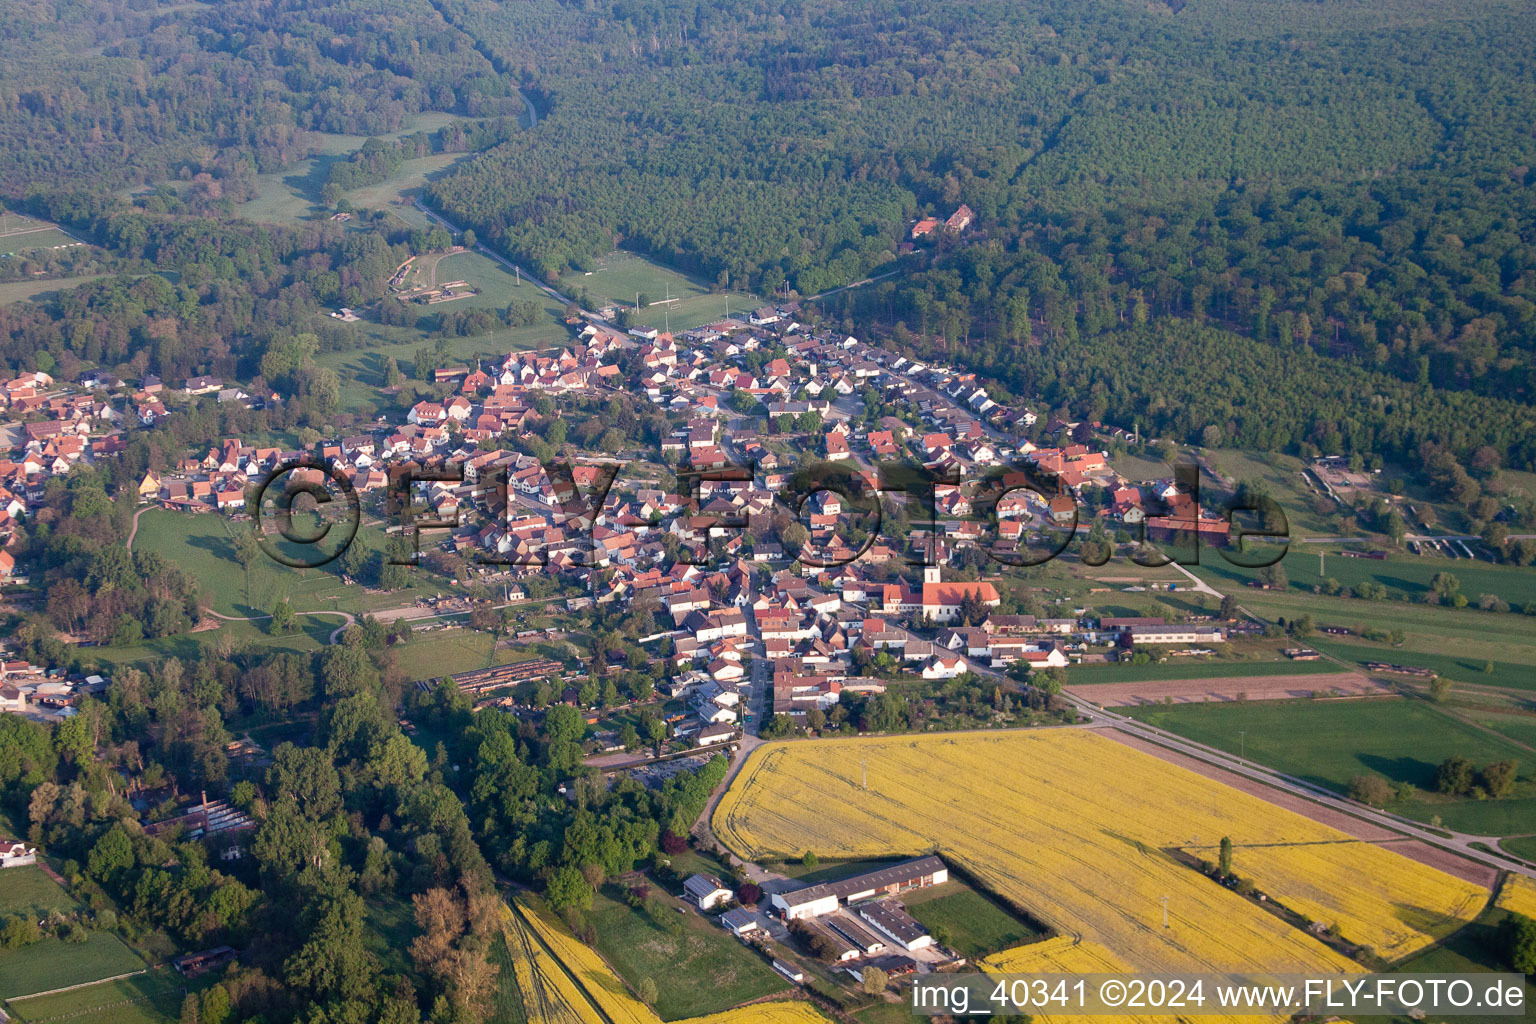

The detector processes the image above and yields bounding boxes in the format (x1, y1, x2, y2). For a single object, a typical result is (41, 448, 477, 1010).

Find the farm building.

(1126, 625, 1227, 645)
(857, 899, 933, 951)
(720, 908, 759, 936)
(770, 855, 948, 921)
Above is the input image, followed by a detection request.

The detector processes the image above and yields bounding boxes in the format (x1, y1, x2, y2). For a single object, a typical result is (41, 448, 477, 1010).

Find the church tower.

(923, 565, 941, 585)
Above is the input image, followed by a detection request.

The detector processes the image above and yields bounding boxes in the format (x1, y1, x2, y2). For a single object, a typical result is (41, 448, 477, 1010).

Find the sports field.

(0, 213, 87, 256)
(1124, 697, 1536, 834)
(714, 731, 1485, 977)
(557, 251, 758, 332)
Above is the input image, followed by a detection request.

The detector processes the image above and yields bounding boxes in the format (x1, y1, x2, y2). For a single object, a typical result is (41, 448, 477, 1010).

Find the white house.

(0, 839, 38, 869)
(921, 654, 966, 680)
(683, 873, 734, 911)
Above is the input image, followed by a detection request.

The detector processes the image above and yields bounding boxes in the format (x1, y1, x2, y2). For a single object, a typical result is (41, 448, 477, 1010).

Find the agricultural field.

(4, 968, 185, 1024)
(1309, 636, 1536, 694)
(1124, 698, 1536, 835)
(0, 931, 147, 1001)
(501, 898, 822, 1024)
(1210, 840, 1484, 959)
(578, 884, 787, 1020)
(714, 731, 1487, 978)
(979, 937, 1221, 1024)
(1201, 549, 1536, 613)
(1501, 835, 1536, 861)
(1206, 583, 1536, 691)
(556, 251, 758, 333)
(1494, 874, 1536, 920)
(1065, 658, 1342, 685)
(1352, 903, 1536, 1024)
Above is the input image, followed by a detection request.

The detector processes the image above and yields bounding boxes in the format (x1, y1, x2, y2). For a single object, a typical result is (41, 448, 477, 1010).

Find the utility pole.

(1239, 730, 1246, 760)
(862, 758, 867, 791)
(1319, 550, 1324, 577)
(1161, 895, 1170, 928)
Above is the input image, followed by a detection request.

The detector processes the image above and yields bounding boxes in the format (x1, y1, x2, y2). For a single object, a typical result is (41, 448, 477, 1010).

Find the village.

(0, 289, 1244, 751)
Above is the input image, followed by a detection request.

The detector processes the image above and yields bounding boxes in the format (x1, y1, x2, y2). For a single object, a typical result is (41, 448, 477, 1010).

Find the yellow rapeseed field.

(1495, 873, 1536, 921)
(502, 897, 833, 1024)
(981, 935, 1135, 973)
(1217, 840, 1485, 958)
(980, 937, 1221, 1024)
(514, 897, 656, 1024)
(714, 731, 1485, 975)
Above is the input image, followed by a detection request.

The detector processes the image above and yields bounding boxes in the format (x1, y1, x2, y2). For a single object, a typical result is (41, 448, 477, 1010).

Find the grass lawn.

(0, 931, 146, 1000)
(6, 968, 184, 1024)
(1201, 448, 1338, 538)
(129, 508, 444, 620)
(0, 865, 82, 918)
(0, 274, 112, 306)
(1200, 549, 1536, 614)
(1499, 835, 1536, 861)
(1308, 636, 1536, 694)
(1353, 906, 1534, 1024)
(1207, 583, 1536, 681)
(485, 928, 529, 1024)
(235, 113, 466, 226)
(363, 896, 416, 977)
(900, 880, 1044, 959)
(777, 858, 906, 884)
(1124, 697, 1536, 834)
(387, 629, 498, 683)
(1461, 707, 1536, 749)
(1065, 658, 1342, 684)
(557, 250, 758, 332)
(79, 615, 335, 672)
(585, 882, 786, 1020)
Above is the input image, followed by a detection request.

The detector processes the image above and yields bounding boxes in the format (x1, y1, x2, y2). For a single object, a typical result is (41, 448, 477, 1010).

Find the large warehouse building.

(769, 855, 948, 921)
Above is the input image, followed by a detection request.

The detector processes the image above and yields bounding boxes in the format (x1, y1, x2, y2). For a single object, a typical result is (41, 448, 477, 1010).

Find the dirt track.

(1068, 672, 1387, 706)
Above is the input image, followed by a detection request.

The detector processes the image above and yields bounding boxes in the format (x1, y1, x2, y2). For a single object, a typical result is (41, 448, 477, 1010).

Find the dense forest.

(3, 0, 1535, 466)
(3, 8, 1536, 1019)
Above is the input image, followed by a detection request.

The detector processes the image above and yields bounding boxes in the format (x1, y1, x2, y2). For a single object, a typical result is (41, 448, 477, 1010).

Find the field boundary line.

(5, 968, 147, 1003)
